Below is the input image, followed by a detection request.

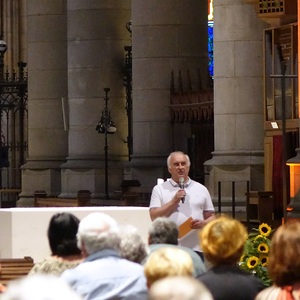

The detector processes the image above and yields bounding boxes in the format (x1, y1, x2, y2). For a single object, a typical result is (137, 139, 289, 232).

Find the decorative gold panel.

(258, 0, 284, 14)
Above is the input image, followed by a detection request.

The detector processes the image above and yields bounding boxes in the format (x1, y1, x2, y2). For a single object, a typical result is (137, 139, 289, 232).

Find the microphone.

(179, 177, 185, 203)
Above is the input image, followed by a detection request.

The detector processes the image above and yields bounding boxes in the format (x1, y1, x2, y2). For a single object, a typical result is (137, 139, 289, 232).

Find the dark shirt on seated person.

(197, 265, 265, 300)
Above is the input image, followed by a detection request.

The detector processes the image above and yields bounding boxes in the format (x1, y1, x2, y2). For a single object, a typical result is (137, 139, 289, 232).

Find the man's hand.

(173, 189, 185, 204)
(190, 219, 207, 229)
(189, 212, 215, 229)
(150, 190, 184, 221)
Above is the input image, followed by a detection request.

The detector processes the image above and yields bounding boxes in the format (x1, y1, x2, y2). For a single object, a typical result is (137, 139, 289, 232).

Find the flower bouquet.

(239, 223, 273, 287)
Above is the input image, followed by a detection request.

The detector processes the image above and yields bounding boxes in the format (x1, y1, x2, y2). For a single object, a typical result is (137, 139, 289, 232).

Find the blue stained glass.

(208, 21, 214, 78)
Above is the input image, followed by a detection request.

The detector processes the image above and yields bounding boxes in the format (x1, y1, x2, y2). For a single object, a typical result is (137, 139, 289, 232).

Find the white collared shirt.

(149, 178, 215, 251)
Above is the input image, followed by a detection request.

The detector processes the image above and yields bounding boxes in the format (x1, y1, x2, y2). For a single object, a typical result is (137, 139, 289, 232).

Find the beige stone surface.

(211, 0, 266, 173)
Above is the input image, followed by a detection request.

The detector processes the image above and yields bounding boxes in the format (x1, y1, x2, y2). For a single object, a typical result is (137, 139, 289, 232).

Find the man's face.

(168, 153, 190, 182)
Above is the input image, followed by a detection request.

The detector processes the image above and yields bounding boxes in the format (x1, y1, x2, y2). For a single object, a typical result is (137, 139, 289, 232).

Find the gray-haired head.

(167, 151, 191, 169)
(119, 224, 148, 264)
(148, 217, 179, 245)
(77, 212, 121, 255)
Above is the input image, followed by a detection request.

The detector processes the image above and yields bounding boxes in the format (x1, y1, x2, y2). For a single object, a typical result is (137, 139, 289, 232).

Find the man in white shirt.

(149, 151, 215, 258)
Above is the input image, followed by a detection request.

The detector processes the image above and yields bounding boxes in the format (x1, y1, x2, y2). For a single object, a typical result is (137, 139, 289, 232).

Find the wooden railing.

(34, 190, 91, 207)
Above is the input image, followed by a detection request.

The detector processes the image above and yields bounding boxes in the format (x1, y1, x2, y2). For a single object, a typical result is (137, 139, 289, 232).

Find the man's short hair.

(167, 151, 191, 168)
(148, 217, 178, 245)
(77, 212, 121, 255)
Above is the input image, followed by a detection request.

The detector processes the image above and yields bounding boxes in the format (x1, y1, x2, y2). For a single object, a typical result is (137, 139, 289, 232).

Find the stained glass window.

(208, 0, 214, 78)
(208, 20, 214, 78)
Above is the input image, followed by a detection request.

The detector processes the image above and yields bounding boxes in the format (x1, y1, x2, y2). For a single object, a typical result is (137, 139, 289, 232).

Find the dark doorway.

(188, 121, 214, 184)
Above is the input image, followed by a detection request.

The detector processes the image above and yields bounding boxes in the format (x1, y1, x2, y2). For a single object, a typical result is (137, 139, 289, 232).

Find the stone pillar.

(60, 1, 130, 198)
(19, 0, 68, 205)
(1, 0, 26, 68)
(205, 0, 268, 203)
(19, 0, 27, 63)
(129, 0, 209, 190)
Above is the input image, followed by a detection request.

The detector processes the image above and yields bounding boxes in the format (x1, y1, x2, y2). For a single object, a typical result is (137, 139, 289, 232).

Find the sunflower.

(254, 234, 267, 241)
(261, 256, 268, 267)
(259, 223, 272, 237)
(258, 243, 269, 253)
(247, 256, 259, 269)
(239, 223, 274, 287)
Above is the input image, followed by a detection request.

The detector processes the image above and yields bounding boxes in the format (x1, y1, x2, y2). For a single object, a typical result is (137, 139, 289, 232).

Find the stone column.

(60, 1, 130, 198)
(19, 0, 27, 63)
(19, 0, 68, 205)
(205, 0, 268, 203)
(1, 0, 26, 68)
(129, 0, 209, 190)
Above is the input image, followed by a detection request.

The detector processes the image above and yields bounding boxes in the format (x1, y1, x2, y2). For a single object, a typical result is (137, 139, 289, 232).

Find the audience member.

(0, 274, 82, 300)
(255, 221, 300, 300)
(198, 215, 264, 300)
(119, 224, 148, 264)
(144, 246, 194, 288)
(29, 212, 82, 276)
(149, 151, 215, 257)
(145, 217, 206, 276)
(60, 212, 148, 300)
(148, 276, 214, 300)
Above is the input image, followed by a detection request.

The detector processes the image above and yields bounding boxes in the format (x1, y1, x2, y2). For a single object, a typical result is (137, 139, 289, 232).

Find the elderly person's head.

(167, 151, 191, 183)
(268, 221, 300, 286)
(149, 276, 213, 300)
(200, 215, 247, 266)
(144, 247, 194, 288)
(148, 217, 178, 245)
(119, 224, 148, 264)
(77, 212, 120, 257)
(1, 274, 82, 300)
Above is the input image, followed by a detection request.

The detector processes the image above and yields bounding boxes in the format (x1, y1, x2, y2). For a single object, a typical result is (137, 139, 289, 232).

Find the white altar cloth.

(0, 207, 151, 262)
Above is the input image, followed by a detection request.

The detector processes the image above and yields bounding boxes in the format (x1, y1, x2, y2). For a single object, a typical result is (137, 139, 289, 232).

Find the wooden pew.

(0, 256, 34, 285)
(0, 189, 21, 208)
(34, 190, 91, 207)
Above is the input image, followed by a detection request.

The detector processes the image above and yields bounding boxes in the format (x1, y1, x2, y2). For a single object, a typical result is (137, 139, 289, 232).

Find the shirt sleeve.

(203, 187, 215, 212)
(149, 185, 162, 208)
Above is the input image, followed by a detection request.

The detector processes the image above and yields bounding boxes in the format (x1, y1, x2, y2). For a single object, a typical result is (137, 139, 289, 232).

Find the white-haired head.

(149, 276, 213, 300)
(167, 151, 191, 168)
(1, 274, 82, 300)
(77, 212, 121, 255)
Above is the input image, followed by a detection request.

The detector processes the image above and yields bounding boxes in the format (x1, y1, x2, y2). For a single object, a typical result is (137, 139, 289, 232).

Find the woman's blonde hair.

(144, 247, 194, 287)
(200, 215, 247, 265)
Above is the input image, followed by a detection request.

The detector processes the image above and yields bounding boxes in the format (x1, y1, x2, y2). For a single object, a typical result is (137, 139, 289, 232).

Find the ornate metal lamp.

(96, 88, 116, 199)
(123, 20, 132, 160)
